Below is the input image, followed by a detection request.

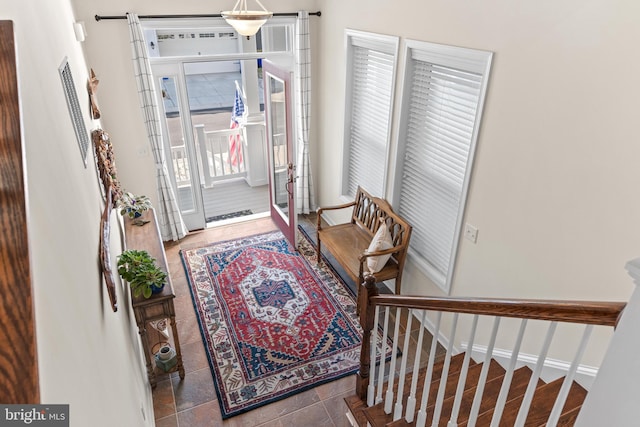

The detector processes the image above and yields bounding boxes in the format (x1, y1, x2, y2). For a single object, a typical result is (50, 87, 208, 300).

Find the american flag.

(229, 85, 245, 167)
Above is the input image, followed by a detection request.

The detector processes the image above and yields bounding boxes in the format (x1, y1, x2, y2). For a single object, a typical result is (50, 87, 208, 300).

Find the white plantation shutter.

(395, 41, 492, 291)
(343, 31, 398, 198)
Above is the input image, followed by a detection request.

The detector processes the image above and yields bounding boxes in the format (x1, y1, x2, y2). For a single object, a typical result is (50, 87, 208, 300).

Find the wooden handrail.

(370, 295, 626, 327)
(355, 275, 626, 400)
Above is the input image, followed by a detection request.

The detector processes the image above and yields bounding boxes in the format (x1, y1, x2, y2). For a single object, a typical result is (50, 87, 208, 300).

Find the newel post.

(356, 274, 379, 399)
(625, 258, 640, 286)
(574, 258, 640, 425)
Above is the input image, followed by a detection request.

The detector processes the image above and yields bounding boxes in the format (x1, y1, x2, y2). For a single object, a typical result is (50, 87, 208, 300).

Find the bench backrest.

(351, 186, 412, 266)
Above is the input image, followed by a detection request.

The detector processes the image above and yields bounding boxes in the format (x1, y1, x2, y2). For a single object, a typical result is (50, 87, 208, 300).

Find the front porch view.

(163, 71, 272, 226)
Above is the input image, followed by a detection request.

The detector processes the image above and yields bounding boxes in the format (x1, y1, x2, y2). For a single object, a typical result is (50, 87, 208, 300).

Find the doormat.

(180, 230, 393, 418)
(206, 209, 253, 223)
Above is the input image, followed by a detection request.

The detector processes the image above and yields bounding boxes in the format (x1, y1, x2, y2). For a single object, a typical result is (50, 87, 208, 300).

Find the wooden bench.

(316, 186, 412, 304)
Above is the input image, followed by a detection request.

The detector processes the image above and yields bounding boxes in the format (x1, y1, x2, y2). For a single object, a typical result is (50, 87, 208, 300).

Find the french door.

(152, 62, 206, 231)
(263, 60, 297, 246)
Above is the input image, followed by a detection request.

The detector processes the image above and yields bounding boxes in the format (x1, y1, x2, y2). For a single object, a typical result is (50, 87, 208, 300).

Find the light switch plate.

(464, 223, 478, 243)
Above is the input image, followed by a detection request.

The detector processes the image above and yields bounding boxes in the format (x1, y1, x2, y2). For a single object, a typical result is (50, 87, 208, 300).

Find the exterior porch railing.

(170, 143, 191, 187)
(194, 124, 246, 187)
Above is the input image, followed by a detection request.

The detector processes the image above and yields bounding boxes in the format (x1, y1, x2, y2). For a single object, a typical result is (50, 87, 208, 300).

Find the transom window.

(143, 18, 294, 58)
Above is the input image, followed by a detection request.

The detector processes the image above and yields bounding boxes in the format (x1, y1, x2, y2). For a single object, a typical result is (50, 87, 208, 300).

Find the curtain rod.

(95, 11, 321, 21)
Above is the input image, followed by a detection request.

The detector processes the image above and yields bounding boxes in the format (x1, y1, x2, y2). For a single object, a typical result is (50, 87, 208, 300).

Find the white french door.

(152, 62, 206, 231)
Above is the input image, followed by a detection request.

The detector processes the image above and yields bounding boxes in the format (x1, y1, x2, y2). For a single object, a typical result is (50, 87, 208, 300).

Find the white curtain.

(295, 11, 315, 214)
(127, 13, 187, 241)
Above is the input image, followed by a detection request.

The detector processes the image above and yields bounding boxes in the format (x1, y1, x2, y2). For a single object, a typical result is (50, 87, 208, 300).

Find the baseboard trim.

(410, 308, 460, 355)
(460, 342, 598, 390)
(407, 309, 597, 389)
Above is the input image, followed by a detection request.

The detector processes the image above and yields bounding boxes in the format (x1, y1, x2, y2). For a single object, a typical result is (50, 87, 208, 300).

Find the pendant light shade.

(222, 0, 272, 38)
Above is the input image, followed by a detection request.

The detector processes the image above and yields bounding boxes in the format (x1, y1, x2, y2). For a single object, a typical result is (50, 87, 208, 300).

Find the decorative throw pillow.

(366, 219, 394, 273)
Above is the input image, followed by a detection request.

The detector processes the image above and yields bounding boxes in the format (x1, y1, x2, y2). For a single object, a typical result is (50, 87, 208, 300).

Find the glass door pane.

(269, 77, 289, 216)
(159, 76, 196, 212)
(263, 60, 296, 245)
(153, 62, 205, 231)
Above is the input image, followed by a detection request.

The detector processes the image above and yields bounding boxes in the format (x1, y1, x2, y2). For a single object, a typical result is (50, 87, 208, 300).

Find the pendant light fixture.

(221, 0, 273, 39)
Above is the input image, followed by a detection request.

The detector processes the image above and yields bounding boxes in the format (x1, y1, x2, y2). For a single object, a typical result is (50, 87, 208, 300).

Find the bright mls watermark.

(0, 405, 68, 426)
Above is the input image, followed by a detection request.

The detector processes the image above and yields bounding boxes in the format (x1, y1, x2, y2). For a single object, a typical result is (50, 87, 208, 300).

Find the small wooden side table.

(124, 209, 185, 388)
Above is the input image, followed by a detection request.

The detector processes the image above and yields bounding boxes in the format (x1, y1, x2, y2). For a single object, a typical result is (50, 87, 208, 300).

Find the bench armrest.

(316, 201, 357, 230)
(357, 244, 406, 263)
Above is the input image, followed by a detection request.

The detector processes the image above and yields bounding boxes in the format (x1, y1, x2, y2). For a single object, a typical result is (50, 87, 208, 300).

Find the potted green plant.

(117, 249, 167, 298)
(117, 191, 153, 219)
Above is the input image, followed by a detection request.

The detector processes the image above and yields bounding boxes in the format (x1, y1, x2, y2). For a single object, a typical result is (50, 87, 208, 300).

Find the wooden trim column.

(0, 20, 39, 403)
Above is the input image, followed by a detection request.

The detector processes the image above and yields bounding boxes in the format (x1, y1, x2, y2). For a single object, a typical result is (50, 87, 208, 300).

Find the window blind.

(343, 31, 398, 198)
(396, 42, 492, 290)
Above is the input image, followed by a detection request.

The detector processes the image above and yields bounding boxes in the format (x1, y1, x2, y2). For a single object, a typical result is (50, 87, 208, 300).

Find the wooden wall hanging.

(87, 68, 101, 119)
(92, 128, 122, 312)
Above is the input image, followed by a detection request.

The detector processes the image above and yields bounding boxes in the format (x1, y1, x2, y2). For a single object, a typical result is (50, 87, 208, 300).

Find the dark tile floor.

(153, 215, 432, 426)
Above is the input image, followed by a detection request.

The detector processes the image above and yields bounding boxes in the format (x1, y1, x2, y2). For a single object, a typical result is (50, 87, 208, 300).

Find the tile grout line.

(172, 379, 179, 427)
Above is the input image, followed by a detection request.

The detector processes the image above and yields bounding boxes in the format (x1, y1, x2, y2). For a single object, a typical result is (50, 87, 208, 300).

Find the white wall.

(314, 0, 640, 365)
(1, 1, 153, 426)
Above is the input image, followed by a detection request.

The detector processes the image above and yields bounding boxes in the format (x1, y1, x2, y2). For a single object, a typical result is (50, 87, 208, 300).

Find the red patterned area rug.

(180, 230, 391, 419)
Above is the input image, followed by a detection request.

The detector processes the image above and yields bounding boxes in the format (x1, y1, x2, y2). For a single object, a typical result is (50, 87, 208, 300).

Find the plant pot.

(151, 282, 165, 294)
(154, 345, 177, 372)
(157, 345, 174, 360)
(126, 208, 142, 218)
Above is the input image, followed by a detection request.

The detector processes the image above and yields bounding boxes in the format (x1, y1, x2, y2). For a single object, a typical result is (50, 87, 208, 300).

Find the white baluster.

(490, 319, 528, 427)
(194, 124, 214, 187)
(368, 305, 380, 407)
(467, 317, 501, 427)
(405, 310, 428, 423)
(416, 311, 442, 427)
(514, 322, 558, 427)
(393, 308, 414, 420)
(431, 313, 459, 427)
(376, 307, 391, 405)
(212, 133, 222, 176)
(447, 315, 479, 427)
(547, 325, 593, 426)
(221, 132, 231, 176)
(385, 307, 403, 414)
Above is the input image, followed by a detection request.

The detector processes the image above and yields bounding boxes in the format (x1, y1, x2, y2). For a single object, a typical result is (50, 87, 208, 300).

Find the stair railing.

(356, 275, 625, 427)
